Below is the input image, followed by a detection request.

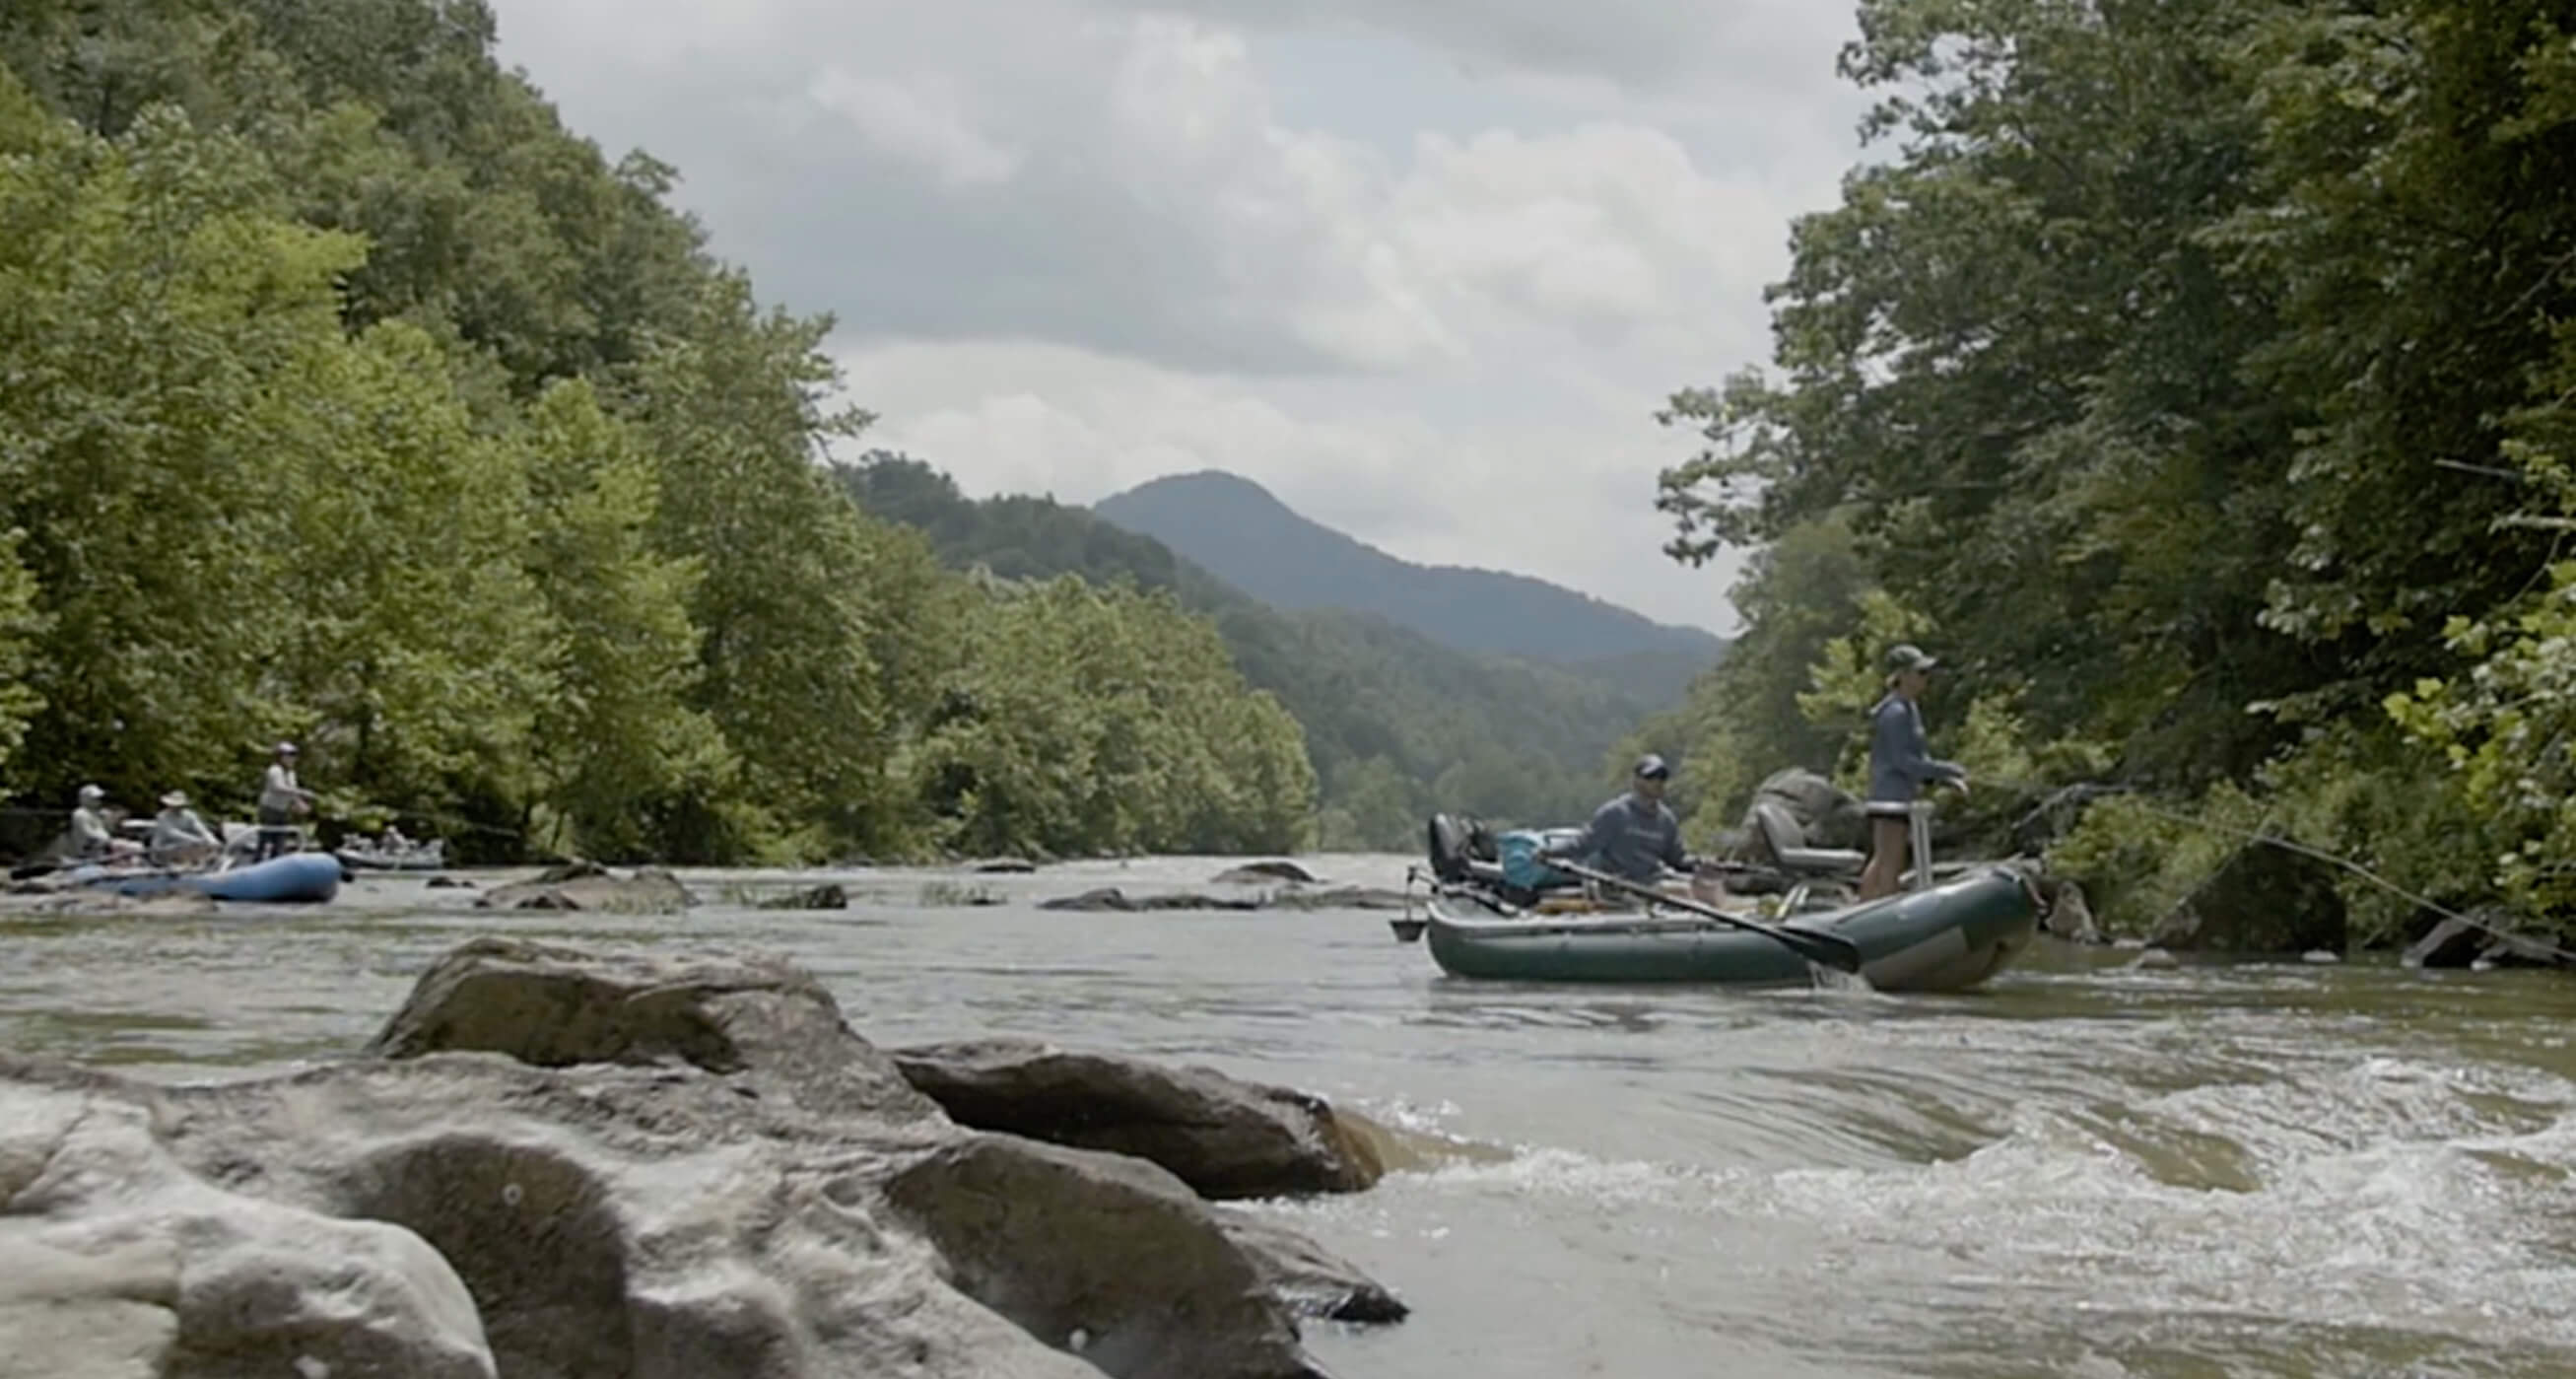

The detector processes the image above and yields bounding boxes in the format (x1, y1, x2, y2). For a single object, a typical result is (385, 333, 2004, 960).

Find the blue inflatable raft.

(81, 851, 343, 904)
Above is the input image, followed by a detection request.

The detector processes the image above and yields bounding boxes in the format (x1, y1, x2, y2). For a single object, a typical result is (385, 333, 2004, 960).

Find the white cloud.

(488, 0, 1862, 634)
(807, 70, 1023, 186)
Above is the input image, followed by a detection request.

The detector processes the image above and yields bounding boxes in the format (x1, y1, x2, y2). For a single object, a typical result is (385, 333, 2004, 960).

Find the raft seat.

(1751, 801, 1865, 878)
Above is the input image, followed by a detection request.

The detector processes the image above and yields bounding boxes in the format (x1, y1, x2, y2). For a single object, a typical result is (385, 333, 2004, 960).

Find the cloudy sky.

(488, 1, 1876, 636)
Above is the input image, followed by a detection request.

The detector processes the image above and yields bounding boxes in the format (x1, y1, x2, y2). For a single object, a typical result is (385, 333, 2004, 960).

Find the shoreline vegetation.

(0, 3, 1313, 867)
(1630, 0, 2576, 956)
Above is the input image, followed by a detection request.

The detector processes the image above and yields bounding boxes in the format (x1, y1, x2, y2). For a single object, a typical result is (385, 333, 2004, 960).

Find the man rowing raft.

(1538, 754, 1712, 904)
(147, 791, 220, 867)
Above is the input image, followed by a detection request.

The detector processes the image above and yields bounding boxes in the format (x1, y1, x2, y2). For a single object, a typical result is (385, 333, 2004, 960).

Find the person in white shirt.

(148, 791, 220, 867)
(255, 741, 316, 861)
(64, 784, 115, 861)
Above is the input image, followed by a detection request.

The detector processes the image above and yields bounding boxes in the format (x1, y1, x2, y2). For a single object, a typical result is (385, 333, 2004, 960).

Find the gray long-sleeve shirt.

(1550, 791, 1687, 884)
(1868, 693, 1964, 803)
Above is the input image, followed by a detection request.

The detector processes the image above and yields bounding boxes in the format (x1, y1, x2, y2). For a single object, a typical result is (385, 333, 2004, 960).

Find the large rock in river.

(2, 938, 1390, 1379)
(0, 1073, 496, 1379)
(475, 861, 694, 913)
(889, 1037, 1386, 1200)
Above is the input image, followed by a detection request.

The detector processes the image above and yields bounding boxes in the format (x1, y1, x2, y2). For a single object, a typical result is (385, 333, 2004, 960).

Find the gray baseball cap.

(1885, 643, 1939, 672)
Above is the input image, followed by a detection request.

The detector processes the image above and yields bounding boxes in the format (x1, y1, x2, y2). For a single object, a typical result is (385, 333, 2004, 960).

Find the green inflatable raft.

(1416, 864, 2042, 994)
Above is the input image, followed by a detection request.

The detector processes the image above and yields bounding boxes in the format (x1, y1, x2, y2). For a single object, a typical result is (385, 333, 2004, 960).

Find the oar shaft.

(1551, 860, 1864, 974)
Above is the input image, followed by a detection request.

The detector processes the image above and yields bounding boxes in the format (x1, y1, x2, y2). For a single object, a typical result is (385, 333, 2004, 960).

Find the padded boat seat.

(1751, 800, 1865, 877)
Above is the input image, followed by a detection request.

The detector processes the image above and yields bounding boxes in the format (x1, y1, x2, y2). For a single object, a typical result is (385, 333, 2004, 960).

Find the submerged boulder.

(758, 882, 849, 910)
(1212, 862, 1318, 885)
(4, 938, 1397, 1379)
(476, 862, 694, 914)
(1039, 886, 1405, 914)
(889, 1037, 1386, 1200)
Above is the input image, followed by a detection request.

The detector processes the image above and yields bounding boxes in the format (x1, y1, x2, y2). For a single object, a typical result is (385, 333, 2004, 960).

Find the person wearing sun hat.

(254, 740, 317, 861)
(147, 789, 220, 866)
(1858, 643, 1969, 900)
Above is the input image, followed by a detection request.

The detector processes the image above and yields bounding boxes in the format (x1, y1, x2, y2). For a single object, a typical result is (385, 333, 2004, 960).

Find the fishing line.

(1988, 777, 2576, 965)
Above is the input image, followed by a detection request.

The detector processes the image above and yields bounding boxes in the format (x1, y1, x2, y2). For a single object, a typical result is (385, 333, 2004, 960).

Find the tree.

(513, 379, 727, 861)
(0, 80, 346, 804)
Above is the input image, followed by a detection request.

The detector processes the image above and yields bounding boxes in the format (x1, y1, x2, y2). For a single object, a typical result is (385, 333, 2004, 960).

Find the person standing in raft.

(1858, 644, 1969, 901)
(255, 741, 317, 861)
(1542, 754, 1697, 891)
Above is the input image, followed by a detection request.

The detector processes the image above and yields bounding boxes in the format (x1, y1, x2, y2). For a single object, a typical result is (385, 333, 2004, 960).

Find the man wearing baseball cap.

(1859, 644, 1968, 900)
(254, 741, 317, 861)
(63, 784, 114, 862)
(1541, 752, 1696, 889)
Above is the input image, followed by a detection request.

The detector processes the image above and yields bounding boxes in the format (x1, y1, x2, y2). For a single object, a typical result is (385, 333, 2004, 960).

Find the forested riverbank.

(0, 1, 1314, 863)
(1635, 0, 2576, 949)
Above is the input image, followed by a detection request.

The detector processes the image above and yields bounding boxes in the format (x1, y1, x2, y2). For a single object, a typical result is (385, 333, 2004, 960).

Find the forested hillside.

(840, 455, 1678, 846)
(1636, 0, 2576, 945)
(0, 0, 1313, 863)
(1093, 469, 1724, 699)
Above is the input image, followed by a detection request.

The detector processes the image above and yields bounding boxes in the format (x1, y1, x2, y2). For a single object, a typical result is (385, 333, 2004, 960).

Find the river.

(6, 852, 2574, 1378)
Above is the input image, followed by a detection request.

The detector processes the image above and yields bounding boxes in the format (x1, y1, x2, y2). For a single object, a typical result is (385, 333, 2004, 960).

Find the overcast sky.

(488, 1, 1875, 636)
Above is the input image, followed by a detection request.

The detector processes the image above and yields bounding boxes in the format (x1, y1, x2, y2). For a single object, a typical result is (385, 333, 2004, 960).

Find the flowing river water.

(6, 852, 2575, 1378)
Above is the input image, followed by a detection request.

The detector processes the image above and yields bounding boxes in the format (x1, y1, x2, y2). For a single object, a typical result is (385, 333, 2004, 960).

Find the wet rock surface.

(1214, 1208, 1411, 1324)
(1, 938, 1401, 1378)
(1211, 862, 1320, 885)
(1039, 885, 1407, 914)
(889, 1037, 1387, 1199)
(475, 862, 695, 914)
(758, 882, 849, 910)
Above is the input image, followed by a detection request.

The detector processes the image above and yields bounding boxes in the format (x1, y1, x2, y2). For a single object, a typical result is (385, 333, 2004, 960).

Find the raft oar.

(1549, 860, 1866, 975)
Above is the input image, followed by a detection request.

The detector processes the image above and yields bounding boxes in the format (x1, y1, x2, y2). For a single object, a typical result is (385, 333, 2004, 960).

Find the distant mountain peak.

(1091, 470, 1724, 668)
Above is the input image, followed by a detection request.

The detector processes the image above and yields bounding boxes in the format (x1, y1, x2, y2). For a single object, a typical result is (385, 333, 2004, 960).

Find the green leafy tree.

(630, 272, 892, 860)
(513, 378, 729, 861)
(260, 320, 550, 820)
(0, 82, 343, 803)
(0, 528, 41, 784)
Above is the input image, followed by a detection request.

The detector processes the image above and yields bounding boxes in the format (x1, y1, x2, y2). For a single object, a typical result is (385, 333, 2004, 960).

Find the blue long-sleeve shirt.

(1868, 693, 1964, 803)
(1549, 791, 1687, 883)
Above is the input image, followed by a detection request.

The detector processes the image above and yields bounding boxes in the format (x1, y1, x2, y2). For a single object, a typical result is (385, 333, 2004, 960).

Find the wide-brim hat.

(275, 740, 299, 755)
(161, 791, 188, 807)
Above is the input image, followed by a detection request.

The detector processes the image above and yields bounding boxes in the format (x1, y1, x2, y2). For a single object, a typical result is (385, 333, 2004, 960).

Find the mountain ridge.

(836, 453, 1706, 846)
(1089, 470, 1725, 674)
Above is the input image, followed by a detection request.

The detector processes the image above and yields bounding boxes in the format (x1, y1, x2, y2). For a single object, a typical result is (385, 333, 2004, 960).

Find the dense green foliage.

(1094, 470, 1725, 684)
(1644, 0, 2576, 943)
(841, 455, 1686, 846)
(0, 0, 1312, 862)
